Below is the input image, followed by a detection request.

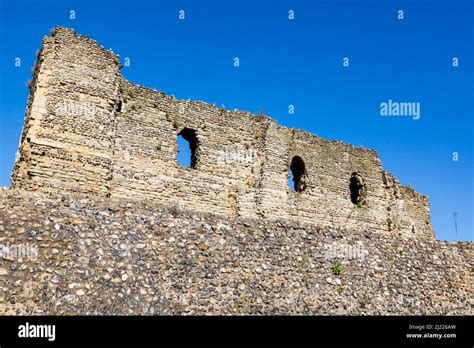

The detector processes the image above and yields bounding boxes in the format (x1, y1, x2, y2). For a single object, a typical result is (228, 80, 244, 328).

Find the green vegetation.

(330, 263, 341, 276)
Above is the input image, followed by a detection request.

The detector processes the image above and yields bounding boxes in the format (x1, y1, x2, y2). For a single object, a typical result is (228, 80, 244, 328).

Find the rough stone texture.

(0, 189, 471, 315)
(10, 27, 434, 239)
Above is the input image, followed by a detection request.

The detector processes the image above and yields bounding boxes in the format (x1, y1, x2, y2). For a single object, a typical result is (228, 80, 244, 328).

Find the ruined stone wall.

(10, 27, 434, 239)
(0, 190, 471, 315)
(11, 27, 121, 196)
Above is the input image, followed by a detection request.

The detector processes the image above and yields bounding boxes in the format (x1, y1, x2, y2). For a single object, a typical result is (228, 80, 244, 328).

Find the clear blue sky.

(0, 0, 472, 241)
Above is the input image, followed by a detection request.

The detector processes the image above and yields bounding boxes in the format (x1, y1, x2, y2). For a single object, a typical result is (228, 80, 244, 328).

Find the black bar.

(0, 316, 472, 346)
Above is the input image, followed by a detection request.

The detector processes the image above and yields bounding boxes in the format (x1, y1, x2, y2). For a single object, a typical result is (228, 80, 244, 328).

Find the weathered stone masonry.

(0, 190, 471, 315)
(11, 27, 433, 239)
(2, 27, 471, 317)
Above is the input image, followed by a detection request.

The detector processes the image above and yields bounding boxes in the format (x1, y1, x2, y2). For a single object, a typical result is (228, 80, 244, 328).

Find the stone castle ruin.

(11, 27, 433, 240)
(1, 27, 471, 316)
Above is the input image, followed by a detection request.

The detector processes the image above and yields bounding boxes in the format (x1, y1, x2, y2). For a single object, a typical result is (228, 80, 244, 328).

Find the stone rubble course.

(0, 189, 471, 315)
(11, 26, 433, 239)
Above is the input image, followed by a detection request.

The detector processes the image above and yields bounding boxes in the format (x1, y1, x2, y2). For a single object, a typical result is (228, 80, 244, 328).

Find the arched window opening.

(177, 128, 198, 168)
(288, 156, 306, 192)
(349, 172, 365, 205)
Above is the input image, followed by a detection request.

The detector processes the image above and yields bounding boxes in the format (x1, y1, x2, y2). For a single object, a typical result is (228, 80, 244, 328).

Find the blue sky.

(0, 0, 472, 241)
